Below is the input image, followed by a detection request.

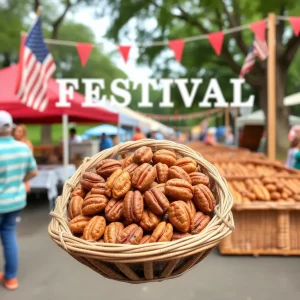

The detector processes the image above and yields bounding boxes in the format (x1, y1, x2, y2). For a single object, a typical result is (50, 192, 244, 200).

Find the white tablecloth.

(38, 164, 76, 183)
(29, 164, 76, 201)
(29, 169, 58, 201)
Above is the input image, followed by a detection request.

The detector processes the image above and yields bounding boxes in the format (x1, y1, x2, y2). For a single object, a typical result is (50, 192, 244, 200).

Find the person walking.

(285, 137, 300, 168)
(132, 127, 145, 141)
(100, 133, 113, 151)
(13, 124, 34, 193)
(0, 111, 38, 290)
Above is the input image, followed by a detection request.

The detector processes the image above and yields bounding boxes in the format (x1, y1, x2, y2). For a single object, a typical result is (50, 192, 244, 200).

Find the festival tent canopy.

(284, 92, 300, 106)
(236, 110, 300, 128)
(83, 124, 126, 138)
(0, 65, 118, 124)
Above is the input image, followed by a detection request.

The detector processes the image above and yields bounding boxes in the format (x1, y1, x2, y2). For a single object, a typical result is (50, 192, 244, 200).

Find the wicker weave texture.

(48, 140, 234, 282)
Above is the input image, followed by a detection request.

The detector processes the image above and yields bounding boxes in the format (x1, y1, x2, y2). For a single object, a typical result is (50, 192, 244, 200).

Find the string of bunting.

(33, 16, 300, 66)
(140, 108, 223, 122)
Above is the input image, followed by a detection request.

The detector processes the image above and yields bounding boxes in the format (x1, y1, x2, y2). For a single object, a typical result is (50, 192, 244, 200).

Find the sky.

(70, 7, 153, 80)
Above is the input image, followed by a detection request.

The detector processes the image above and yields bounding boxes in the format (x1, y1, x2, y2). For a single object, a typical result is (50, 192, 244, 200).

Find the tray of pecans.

(49, 140, 234, 283)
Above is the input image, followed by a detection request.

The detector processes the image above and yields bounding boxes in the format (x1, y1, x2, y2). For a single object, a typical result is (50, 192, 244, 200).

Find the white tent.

(284, 92, 300, 106)
(236, 110, 300, 128)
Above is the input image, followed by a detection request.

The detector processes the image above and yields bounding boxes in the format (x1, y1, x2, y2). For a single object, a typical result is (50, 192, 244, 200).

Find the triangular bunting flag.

(118, 45, 131, 63)
(168, 39, 185, 62)
(76, 43, 93, 67)
(289, 17, 300, 36)
(207, 32, 224, 55)
(249, 20, 266, 42)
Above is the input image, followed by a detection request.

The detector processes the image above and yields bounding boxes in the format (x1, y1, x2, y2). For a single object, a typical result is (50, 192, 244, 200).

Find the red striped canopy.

(0, 65, 118, 124)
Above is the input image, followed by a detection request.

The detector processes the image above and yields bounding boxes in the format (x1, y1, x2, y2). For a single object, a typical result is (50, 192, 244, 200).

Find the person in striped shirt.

(0, 111, 38, 290)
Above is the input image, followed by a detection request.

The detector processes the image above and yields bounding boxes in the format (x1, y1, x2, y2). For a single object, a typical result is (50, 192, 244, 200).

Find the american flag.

(239, 38, 268, 78)
(16, 16, 56, 112)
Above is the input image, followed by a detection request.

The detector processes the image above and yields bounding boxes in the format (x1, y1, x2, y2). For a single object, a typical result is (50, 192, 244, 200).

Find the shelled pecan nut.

(189, 172, 210, 186)
(191, 212, 210, 234)
(156, 162, 169, 183)
(69, 215, 92, 234)
(168, 166, 192, 183)
(123, 191, 144, 223)
(132, 163, 156, 191)
(68, 196, 84, 220)
(122, 154, 134, 168)
(150, 183, 166, 194)
(117, 224, 143, 245)
(134, 146, 153, 164)
(144, 189, 169, 215)
(96, 159, 122, 178)
(172, 232, 191, 241)
(193, 184, 216, 213)
(149, 222, 173, 242)
(139, 235, 151, 244)
(175, 157, 197, 173)
(165, 179, 193, 201)
(123, 163, 139, 177)
(90, 182, 106, 196)
(185, 199, 197, 218)
(139, 209, 160, 231)
(105, 199, 124, 222)
(105, 169, 131, 199)
(80, 172, 105, 191)
(103, 222, 124, 243)
(152, 149, 176, 167)
(71, 184, 87, 198)
(83, 216, 106, 241)
(82, 194, 109, 215)
(168, 201, 194, 233)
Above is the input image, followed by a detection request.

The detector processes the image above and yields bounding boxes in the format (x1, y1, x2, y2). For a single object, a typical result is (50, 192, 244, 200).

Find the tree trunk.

(275, 62, 289, 156)
(41, 125, 53, 144)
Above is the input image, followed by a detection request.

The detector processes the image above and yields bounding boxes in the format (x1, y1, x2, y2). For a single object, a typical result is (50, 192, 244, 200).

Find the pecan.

(191, 212, 210, 234)
(165, 179, 193, 201)
(152, 150, 176, 167)
(139, 209, 160, 231)
(149, 222, 173, 242)
(156, 163, 169, 183)
(134, 146, 153, 164)
(189, 172, 210, 186)
(193, 184, 216, 213)
(132, 163, 156, 191)
(139, 235, 151, 244)
(80, 172, 105, 191)
(144, 189, 169, 215)
(150, 181, 158, 188)
(106, 169, 131, 199)
(117, 224, 143, 245)
(105, 199, 124, 222)
(168, 166, 191, 183)
(82, 194, 109, 215)
(90, 182, 106, 196)
(103, 222, 124, 243)
(69, 215, 91, 234)
(151, 183, 166, 194)
(123, 191, 144, 223)
(185, 199, 196, 218)
(71, 184, 87, 198)
(83, 216, 106, 241)
(96, 159, 122, 178)
(123, 163, 139, 178)
(168, 201, 194, 233)
(122, 154, 134, 168)
(68, 196, 83, 220)
(175, 157, 197, 174)
(172, 232, 191, 241)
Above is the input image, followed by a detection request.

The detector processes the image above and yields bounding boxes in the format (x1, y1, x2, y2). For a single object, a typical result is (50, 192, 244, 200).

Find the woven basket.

(48, 140, 234, 283)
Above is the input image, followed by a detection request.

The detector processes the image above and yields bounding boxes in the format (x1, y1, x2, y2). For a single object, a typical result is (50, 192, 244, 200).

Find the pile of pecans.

(68, 146, 216, 245)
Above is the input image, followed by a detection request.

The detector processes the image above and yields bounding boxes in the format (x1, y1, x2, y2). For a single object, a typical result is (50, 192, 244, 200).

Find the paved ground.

(1, 195, 300, 300)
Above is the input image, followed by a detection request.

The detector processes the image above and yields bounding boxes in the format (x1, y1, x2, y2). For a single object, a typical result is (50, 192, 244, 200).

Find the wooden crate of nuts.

(219, 176, 300, 256)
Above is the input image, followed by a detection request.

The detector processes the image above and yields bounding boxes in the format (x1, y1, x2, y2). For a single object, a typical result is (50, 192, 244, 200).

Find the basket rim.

(48, 139, 234, 263)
